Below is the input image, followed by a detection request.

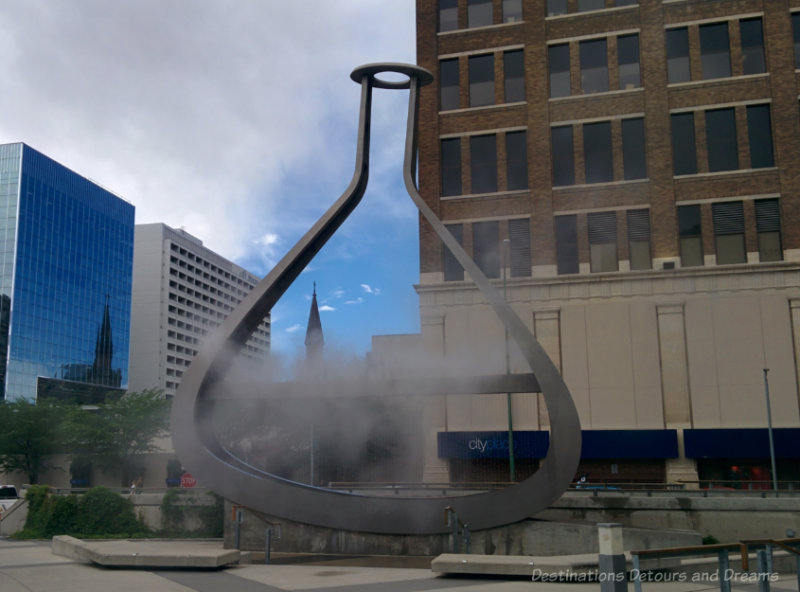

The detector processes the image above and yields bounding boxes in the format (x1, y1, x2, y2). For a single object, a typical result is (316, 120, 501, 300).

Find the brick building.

(413, 0, 800, 487)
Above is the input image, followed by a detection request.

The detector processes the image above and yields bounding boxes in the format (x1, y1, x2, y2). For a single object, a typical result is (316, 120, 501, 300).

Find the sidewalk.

(1, 538, 797, 592)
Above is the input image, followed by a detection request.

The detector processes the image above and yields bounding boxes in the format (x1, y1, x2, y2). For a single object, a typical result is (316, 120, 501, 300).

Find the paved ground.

(1, 538, 797, 592)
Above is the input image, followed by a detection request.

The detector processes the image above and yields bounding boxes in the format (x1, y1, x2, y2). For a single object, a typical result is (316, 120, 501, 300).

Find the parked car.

(0, 485, 19, 515)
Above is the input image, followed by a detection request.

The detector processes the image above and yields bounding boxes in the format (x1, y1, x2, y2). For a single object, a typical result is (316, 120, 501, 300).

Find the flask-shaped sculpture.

(171, 63, 581, 534)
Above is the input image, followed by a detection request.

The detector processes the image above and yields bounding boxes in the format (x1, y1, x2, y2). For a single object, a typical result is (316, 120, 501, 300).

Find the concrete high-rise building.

(0, 143, 134, 402)
(129, 223, 269, 398)
(414, 0, 800, 486)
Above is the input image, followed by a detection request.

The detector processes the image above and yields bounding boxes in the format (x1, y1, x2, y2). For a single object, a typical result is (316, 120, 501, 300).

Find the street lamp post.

(763, 369, 778, 491)
(503, 238, 516, 482)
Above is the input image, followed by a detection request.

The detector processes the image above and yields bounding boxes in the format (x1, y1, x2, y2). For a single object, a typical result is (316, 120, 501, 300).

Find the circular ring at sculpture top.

(350, 62, 434, 89)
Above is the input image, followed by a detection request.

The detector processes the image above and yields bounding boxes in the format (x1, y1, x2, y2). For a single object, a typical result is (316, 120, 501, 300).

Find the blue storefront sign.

(438, 430, 679, 460)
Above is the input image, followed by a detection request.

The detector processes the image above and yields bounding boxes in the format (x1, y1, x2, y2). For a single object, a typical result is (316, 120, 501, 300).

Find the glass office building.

(0, 143, 134, 401)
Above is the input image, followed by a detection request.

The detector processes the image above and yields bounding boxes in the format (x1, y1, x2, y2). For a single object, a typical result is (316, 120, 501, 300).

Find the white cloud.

(361, 283, 381, 296)
(285, 324, 303, 333)
(332, 288, 345, 299)
(0, 0, 415, 264)
(319, 305, 336, 312)
(345, 297, 364, 305)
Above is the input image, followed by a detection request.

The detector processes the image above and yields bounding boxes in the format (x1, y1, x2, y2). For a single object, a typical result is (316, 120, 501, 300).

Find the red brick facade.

(416, 0, 800, 277)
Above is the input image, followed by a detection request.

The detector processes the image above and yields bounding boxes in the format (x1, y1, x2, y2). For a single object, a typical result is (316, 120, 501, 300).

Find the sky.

(0, 0, 422, 359)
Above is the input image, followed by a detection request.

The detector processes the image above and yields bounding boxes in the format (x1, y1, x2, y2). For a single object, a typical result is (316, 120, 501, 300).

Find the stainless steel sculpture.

(171, 63, 582, 535)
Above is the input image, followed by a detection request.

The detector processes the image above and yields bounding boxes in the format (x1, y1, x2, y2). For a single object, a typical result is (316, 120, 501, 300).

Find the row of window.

(438, 0, 522, 32)
(441, 198, 782, 280)
(442, 130, 528, 196)
(670, 104, 773, 175)
(169, 280, 236, 313)
(548, 33, 640, 98)
(666, 18, 765, 83)
(438, 0, 636, 31)
(547, 16, 764, 100)
(443, 218, 531, 280)
(441, 49, 524, 110)
(169, 266, 245, 304)
(441, 16, 774, 106)
(440, 102, 774, 193)
(677, 199, 782, 267)
(169, 242, 256, 295)
(551, 117, 646, 186)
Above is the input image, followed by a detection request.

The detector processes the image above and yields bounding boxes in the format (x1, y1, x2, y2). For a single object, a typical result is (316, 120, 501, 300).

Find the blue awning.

(437, 430, 678, 460)
(684, 428, 800, 459)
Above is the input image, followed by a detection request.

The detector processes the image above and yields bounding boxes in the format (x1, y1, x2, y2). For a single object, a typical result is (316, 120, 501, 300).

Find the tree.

(0, 398, 68, 484)
(67, 388, 171, 485)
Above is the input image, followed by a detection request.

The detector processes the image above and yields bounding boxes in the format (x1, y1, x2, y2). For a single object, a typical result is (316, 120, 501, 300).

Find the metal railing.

(631, 538, 800, 592)
(444, 506, 471, 554)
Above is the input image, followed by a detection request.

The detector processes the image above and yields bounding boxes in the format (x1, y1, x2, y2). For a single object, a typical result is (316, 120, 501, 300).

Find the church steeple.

(304, 283, 324, 360)
(91, 295, 120, 387)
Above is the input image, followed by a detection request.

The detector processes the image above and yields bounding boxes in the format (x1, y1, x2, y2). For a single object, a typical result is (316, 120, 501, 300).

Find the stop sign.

(180, 472, 197, 488)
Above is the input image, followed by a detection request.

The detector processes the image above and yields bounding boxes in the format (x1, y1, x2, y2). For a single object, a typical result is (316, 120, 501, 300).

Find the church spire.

(304, 282, 324, 360)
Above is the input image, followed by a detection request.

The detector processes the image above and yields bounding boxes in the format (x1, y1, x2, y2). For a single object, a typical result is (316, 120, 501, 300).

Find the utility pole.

(763, 369, 778, 491)
(503, 238, 516, 482)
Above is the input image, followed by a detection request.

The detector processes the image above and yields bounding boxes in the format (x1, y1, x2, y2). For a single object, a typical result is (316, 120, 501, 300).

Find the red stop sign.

(180, 472, 197, 488)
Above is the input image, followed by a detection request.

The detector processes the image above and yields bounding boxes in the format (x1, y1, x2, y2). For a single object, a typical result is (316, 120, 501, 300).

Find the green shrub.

(76, 486, 147, 536)
(14, 486, 149, 539)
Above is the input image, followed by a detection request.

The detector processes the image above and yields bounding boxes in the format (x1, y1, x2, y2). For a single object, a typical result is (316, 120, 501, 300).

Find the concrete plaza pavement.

(1, 537, 798, 592)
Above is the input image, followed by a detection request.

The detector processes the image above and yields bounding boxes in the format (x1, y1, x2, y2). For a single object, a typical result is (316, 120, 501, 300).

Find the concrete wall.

(227, 491, 798, 556)
(226, 499, 700, 557)
(540, 492, 800, 543)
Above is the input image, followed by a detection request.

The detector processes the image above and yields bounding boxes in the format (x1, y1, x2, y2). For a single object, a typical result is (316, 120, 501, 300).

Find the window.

(509, 218, 531, 277)
(705, 108, 738, 172)
(473, 221, 500, 278)
(671, 113, 697, 175)
(551, 126, 575, 186)
(470, 135, 498, 194)
(506, 131, 528, 190)
(627, 209, 651, 270)
(469, 54, 495, 107)
(712, 201, 745, 264)
(755, 199, 782, 262)
(440, 59, 459, 110)
(666, 28, 690, 83)
(618, 34, 640, 89)
(468, 0, 492, 28)
(580, 39, 608, 93)
(439, 0, 458, 32)
(549, 44, 571, 98)
(547, 0, 567, 16)
(555, 216, 579, 274)
(621, 118, 646, 180)
(503, 0, 522, 22)
(441, 138, 462, 196)
(577, 0, 605, 12)
(678, 205, 703, 267)
(504, 50, 525, 102)
(794, 13, 800, 68)
(588, 212, 618, 272)
(583, 122, 613, 183)
(443, 223, 464, 281)
(740, 18, 765, 75)
(700, 22, 731, 79)
(746, 104, 774, 169)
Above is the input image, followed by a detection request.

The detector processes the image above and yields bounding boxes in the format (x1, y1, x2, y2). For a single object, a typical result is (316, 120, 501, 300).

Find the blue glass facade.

(0, 143, 134, 401)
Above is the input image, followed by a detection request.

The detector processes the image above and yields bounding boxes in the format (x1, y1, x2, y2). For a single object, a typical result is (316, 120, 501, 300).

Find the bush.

(15, 486, 149, 539)
(76, 487, 147, 536)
